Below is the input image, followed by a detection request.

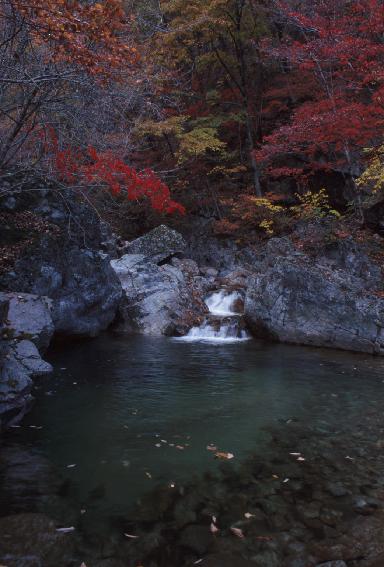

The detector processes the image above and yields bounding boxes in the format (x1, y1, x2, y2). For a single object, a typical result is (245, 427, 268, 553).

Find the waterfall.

(205, 290, 242, 316)
(175, 289, 250, 343)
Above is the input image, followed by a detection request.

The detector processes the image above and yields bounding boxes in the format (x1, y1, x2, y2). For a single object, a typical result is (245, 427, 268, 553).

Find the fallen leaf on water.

(214, 452, 234, 460)
(124, 533, 139, 539)
(210, 522, 219, 534)
(230, 527, 244, 539)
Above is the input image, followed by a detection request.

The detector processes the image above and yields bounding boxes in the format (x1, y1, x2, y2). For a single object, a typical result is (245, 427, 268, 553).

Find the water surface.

(1, 335, 384, 536)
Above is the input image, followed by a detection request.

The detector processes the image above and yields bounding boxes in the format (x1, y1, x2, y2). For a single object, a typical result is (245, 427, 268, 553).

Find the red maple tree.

(256, 0, 384, 185)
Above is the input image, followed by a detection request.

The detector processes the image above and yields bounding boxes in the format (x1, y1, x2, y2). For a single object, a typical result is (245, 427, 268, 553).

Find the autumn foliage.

(45, 128, 185, 215)
(13, 0, 138, 76)
(256, 0, 384, 183)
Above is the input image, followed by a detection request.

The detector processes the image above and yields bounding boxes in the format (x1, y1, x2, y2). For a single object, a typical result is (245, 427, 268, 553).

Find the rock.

(13, 340, 53, 375)
(0, 444, 64, 512)
(111, 254, 206, 336)
(0, 342, 34, 424)
(0, 513, 76, 566)
(199, 554, 257, 567)
(325, 482, 348, 498)
(200, 266, 219, 278)
(0, 339, 52, 425)
(245, 236, 384, 355)
(123, 225, 187, 263)
(0, 292, 54, 351)
(180, 524, 215, 555)
(315, 562, 347, 567)
(171, 257, 200, 276)
(0, 187, 122, 338)
(48, 249, 122, 337)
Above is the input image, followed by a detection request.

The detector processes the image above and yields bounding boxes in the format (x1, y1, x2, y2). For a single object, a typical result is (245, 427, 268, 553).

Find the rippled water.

(1, 334, 384, 537)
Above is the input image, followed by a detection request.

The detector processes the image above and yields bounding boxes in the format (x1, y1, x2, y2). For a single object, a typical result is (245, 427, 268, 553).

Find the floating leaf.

(230, 526, 244, 539)
(214, 452, 234, 460)
(210, 522, 219, 534)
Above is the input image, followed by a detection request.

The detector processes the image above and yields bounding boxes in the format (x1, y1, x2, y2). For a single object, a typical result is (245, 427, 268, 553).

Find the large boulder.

(122, 224, 187, 263)
(0, 292, 54, 350)
(245, 237, 384, 355)
(37, 249, 122, 337)
(111, 253, 207, 335)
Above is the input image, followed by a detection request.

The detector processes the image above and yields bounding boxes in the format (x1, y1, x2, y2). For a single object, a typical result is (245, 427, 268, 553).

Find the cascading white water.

(175, 289, 251, 343)
(205, 290, 242, 316)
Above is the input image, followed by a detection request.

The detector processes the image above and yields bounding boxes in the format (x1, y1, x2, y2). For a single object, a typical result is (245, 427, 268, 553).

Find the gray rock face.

(0, 187, 122, 337)
(111, 253, 207, 336)
(0, 339, 52, 425)
(0, 292, 54, 351)
(39, 249, 122, 337)
(123, 225, 187, 263)
(245, 237, 384, 355)
(0, 293, 53, 425)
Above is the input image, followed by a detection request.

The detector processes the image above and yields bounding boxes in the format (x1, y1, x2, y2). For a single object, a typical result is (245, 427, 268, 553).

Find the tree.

(133, 0, 271, 199)
(0, 0, 183, 215)
(255, 0, 384, 202)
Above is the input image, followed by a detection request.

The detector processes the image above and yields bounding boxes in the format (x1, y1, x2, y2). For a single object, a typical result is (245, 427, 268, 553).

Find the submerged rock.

(0, 513, 76, 566)
(245, 237, 384, 355)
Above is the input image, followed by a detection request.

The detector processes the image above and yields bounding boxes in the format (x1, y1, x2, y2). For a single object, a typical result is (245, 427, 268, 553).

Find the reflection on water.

(1, 334, 384, 536)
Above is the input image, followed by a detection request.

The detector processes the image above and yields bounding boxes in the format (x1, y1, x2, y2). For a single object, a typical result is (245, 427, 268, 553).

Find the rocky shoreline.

(1, 185, 384, 565)
(1, 186, 384, 426)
